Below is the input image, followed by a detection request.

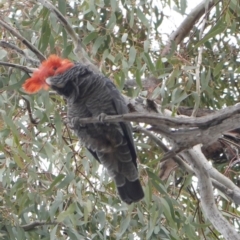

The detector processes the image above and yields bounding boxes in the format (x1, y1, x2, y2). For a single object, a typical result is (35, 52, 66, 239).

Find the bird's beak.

(45, 77, 52, 85)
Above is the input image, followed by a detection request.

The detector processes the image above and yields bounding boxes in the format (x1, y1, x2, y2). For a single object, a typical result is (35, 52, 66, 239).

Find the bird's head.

(22, 55, 74, 93)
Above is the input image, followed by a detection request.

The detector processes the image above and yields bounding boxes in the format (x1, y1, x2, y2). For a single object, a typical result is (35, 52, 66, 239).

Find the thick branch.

(161, 0, 215, 56)
(69, 104, 240, 129)
(185, 145, 239, 240)
(69, 103, 240, 152)
(211, 179, 240, 205)
(0, 19, 45, 62)
(137, 127, 240, 205)
(66, 104, 240, 163)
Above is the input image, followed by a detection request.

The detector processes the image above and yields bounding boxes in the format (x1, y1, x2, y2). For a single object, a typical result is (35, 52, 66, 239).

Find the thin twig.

(0, 40, 40, 66)
(0, 61, 34, 73)
(21, 221, 58, 231)
(0, 18, 45, 62)
(22, 97, 39, 124)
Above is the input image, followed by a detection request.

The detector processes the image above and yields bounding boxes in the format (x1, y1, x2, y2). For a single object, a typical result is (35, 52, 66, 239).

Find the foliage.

(0, 0, 239, 239)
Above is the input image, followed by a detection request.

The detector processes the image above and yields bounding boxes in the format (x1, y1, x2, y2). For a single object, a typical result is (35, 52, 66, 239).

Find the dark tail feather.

(117, 179, 144, 204)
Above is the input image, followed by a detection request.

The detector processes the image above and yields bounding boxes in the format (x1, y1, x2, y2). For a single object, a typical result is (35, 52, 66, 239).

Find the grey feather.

(47, 63, 144, 204)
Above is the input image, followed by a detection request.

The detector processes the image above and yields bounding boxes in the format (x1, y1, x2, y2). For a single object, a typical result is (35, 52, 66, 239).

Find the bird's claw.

(67, 118, 76, 129)
(98, 113, 107, 123)
(68, 117, 86, 129)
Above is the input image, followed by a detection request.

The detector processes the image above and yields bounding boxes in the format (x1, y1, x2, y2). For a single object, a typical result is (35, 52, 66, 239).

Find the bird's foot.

(98, 113, 107, 123)
(68, 117, 86, 129)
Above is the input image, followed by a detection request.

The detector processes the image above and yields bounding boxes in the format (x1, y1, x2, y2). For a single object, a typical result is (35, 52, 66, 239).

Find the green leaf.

(144, 40, 150, 52)
(62, 44, 73, 57)
(128, 46, 136, 66)
(92, 36, 105, 55)
(171, 88, 188, 104)
(117, 215, 130, 239)
(96, 211, 106, 231)
(83, 32, 98, 45)
(166, 68, 180, 89)
(191, 91, 200, 105)
(50, 225, 58, 240)
(180, 0, 187, 15)
(2, 115, 19, 139)
(213, 61, 224, 77)
(13, 154, 25, 169)
(129, 9, 134, 28)
(87, 21, 95, 31)
(111, 0, 117, 12)
(135, 69, 142, 88)
(89, 0, 97, 14)
(161, 197, 176, 227)
(0, 49, 7, 60)
(106, 13, 116, 30)
(141, 53, 155, 72)
(45, 174, 65, 195)
(201, 68, 211, 91)
(39, 18, 51, 52)
(54, 112, 63, 145)
(57, 203, 75, 222)
(136, 8, 149, 27)
(15, 147, 31, 163)
(195, 21, 227, 48)
(57, 172, 75, 189)
(121, 33, 128, 43)
(58, 0, 66, 15)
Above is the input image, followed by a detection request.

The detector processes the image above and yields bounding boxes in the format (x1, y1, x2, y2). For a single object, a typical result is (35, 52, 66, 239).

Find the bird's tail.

(116, 178, 144, 204)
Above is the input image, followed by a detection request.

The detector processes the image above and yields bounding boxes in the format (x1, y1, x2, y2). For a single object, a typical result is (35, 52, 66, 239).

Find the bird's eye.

(53, 66, 57, 70)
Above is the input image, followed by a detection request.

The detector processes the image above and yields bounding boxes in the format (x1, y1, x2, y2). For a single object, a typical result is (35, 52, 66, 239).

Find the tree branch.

(0, 40, 40, 66)
(185, 145, 239, 240)
(0, 61, 34, 73)
(161, 0, 215, 56)
(36, 0, 98, 73)
(68, 104, 240, 128)
(0, 18, 45, 62)
(136, 126, 240, 205)
(211, 179, 240, 205)
(22, 97, 39, 124)
(65, 104, 240, 164)
(21, 221, 58, 231)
